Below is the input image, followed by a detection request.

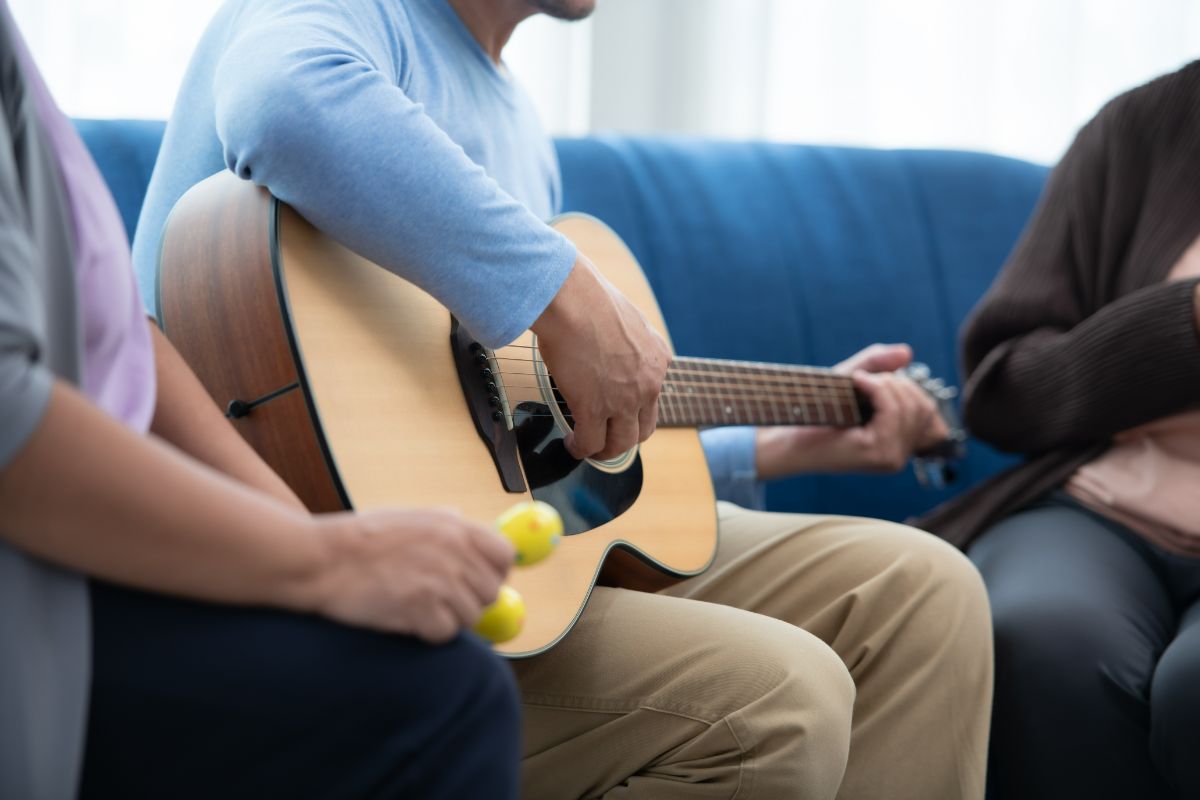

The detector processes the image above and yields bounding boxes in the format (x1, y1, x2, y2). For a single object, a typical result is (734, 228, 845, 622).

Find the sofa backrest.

(556, 136, 1047, 521)
(74, 119, 166, 241)
(75, 119, 1048, 523)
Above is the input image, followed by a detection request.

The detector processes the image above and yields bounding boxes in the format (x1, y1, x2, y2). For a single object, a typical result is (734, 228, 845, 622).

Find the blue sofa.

(75, 119, 1049, 524)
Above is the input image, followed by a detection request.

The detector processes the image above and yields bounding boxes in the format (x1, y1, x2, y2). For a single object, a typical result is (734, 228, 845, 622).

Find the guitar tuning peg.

(907, 363, 931, 381)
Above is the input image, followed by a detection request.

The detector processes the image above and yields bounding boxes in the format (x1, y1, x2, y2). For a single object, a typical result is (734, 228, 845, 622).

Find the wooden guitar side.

(157, 171, 345, 513)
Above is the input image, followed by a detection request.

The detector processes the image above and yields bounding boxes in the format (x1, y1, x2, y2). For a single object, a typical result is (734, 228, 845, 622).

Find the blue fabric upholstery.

(557, 136, 1046, 521)
(73, 119, 166, 241)
(75, 120, 1049, 523)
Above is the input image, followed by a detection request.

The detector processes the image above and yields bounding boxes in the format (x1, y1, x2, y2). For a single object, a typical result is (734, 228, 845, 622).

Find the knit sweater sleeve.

(960, 111, 1200, 454)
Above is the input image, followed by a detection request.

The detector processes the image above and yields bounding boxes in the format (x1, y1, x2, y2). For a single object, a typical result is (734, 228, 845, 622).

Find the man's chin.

(532, 0, 596, 22)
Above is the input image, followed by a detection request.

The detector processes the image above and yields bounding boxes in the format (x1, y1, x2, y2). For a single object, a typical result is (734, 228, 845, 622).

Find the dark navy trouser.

(970, 492, 1200, 800)
(79, 581, 521, 799)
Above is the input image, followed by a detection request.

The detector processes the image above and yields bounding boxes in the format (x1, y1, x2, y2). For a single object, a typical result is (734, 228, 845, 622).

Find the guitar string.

(496, 394, 861, 418)
(481, 351, 861, 422)
(493, 346, 847, 379)
(490, 366, 863, 417)
(487, 384, 860, 415)
(486, 362, 859, 395)
(497, 344, 845, 376)
(487, 355, 856, 390)
(489, 386, 861, 415)
(489, 373, 858, 398)
(491, 384, 862, 423)
(487, 375, 860, 407)
(487, 347, 844, 376)
(491, 362, 856, 395)
(489, 410, 864, 429)
(489, 353, 852, 384)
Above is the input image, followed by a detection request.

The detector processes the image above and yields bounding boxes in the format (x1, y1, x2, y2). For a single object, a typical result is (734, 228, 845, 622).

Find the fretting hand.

(754, 343, 949, 479)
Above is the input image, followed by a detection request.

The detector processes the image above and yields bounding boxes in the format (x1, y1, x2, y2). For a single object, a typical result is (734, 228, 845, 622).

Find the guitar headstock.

(901, 363, 967, 490)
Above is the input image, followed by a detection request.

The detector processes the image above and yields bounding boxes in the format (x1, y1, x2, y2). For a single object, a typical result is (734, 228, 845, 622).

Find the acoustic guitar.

(157, 170, 962, 657)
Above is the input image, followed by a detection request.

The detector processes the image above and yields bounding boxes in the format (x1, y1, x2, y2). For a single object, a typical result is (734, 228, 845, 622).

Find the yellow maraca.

(473, 501, 563, 644)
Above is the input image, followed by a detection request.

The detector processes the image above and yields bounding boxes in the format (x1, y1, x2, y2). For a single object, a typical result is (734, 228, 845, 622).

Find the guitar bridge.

(450, 318, 526, 493)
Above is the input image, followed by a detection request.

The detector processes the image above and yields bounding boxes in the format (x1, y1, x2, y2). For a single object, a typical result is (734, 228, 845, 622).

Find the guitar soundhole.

(512, 401, 643, 536)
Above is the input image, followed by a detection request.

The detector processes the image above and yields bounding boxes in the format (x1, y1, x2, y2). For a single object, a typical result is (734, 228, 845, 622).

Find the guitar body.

(158, 171, 717, 657)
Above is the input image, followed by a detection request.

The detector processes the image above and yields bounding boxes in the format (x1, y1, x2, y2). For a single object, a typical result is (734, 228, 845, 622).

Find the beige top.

(1065, 236, 1200, 556)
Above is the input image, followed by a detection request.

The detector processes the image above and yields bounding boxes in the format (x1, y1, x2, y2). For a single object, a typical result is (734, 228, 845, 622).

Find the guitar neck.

(658, 356, 867, 428)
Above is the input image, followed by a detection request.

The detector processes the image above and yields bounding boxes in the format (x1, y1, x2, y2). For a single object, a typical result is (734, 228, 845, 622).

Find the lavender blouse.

(16, 19, 156, 429)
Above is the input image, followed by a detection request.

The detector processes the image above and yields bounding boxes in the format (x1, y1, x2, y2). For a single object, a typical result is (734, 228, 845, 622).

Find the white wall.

(10, 0, 1200, 164)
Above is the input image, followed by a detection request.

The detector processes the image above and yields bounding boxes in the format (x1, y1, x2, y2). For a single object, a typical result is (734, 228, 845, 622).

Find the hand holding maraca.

(307, 501, 560, 645)
(473, 501, 563, 644)
(310, 506, 515, 643)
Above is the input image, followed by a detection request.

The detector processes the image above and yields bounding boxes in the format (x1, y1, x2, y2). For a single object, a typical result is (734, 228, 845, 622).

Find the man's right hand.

(531, 255, 670, 461)
(312, 508, 515, 644)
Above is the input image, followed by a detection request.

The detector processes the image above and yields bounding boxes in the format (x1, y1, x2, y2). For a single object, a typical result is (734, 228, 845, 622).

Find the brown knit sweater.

(916, 60, 1200, 549)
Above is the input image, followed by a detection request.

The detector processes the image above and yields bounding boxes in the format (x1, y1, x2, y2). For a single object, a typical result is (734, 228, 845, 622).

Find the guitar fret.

(660, 381, 678, 425)
(704, 360, 731, 424)
(733, 360, 753, 423)
(683, 359, 700, 425)
(708, 360, 728, 424)
(767, 365, 785, 425)
(831, 385, 845, 426)
(814, 379, 828, 425)
(795, 372, 813, 424)
(755, 363, 774, 424)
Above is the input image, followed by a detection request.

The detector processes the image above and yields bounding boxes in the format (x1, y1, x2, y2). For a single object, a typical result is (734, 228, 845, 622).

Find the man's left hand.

(753, 343, 949, 479)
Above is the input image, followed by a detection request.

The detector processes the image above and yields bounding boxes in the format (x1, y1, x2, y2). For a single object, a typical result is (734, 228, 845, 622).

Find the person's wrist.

(530, 256, 597, 340)
(756, 427, 821, 480)
(273, 512, 348, 616)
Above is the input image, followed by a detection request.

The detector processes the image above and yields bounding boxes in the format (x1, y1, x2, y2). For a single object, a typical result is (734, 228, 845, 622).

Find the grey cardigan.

(1, 10, 92, 798)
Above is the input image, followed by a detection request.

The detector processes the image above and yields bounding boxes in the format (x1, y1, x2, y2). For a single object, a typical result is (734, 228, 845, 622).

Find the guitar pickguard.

(512, 401, 643, 536)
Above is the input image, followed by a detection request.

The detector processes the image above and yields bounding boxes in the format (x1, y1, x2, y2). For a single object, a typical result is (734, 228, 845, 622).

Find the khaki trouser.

(513, 502, 992, 799)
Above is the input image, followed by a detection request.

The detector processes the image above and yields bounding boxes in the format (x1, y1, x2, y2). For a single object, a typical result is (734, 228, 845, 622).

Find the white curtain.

(11, 0, 1200, 164)
(584, 0, 1200, 163)
(9, 0, 226, 120)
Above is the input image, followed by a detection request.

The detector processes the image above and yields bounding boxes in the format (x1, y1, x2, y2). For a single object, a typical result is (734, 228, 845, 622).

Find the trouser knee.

(378, 634, 521, 799)
(1151, 645, 1200, 796)
(429, 634, 522, 756)
(883, 526, 993, 667)
(751, 629, 855, 798)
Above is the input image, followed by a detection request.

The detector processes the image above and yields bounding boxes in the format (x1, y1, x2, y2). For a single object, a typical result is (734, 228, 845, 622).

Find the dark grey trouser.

(970, 492, 1200, 800)
(79, 581, 522, 800)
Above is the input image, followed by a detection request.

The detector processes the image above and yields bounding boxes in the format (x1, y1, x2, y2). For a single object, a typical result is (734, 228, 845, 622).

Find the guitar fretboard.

(658, 356, 863, 428)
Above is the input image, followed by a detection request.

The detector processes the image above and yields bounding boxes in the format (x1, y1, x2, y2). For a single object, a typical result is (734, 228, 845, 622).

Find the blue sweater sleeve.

(211, 2, 576, 347)
(699, 426, 766, 510)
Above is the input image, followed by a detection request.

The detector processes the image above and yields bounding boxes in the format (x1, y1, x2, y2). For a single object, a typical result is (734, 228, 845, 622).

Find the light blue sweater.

(132, 0, 762, 506)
